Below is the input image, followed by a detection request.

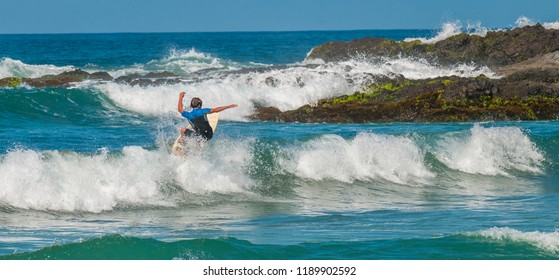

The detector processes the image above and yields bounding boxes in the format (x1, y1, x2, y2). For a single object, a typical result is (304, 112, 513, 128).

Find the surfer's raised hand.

(211, 104, 238, 113)
(178, 92, 186, 113)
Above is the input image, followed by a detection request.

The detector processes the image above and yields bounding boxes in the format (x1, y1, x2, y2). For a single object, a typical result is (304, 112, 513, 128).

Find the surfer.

(177, 91, 237, 141)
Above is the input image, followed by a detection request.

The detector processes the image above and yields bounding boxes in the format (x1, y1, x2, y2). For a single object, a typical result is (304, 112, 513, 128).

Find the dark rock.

(1, 69, 113, 88)
(465, 77, 495, 99)
(89, 72, 113, 80)
(1, 69, 181, 88)
(307, 25, 559, 67)
(249, 71, 559, 123)
(265, 76, 280, 87)
(249, 25, 559, 123)
(249, 106, 282, 121)
(0, 77, 23, 87)
(114, 74, 142, 84)
(115, 72, 183, 86)
(144, 71, 177, 78)
(23, 69, 91, 87)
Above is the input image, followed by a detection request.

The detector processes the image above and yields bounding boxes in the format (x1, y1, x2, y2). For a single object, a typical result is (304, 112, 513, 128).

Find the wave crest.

(473, 227, 559, 253)
(0, 57, 75, 79)
(404, 21, 489, 44)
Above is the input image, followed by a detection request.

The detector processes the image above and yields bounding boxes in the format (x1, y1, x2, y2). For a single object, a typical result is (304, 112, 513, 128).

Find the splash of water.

(0, 57, 75, 79)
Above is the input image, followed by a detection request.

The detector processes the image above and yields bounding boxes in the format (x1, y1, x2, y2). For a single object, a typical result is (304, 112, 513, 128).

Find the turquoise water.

(1, 30, 559, 260)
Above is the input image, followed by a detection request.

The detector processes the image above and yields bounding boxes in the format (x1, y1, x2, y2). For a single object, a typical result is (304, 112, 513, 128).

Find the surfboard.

(171, 113, 220, 156)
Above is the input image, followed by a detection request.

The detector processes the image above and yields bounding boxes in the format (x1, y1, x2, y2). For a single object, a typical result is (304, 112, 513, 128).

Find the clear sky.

(1, 0, 558, 34)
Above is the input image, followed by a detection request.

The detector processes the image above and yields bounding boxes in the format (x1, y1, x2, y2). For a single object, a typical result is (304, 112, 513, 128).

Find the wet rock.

(89, 72, 113, 80)
(250, 25, 559, 123)
(23, 69, 92, 87)
(114, 72, 183, 86)
(249, 106, 282, 121)
(265, 76, 280, 87)
(1, 70, 114, 88)
(0, 77, 23, 87)
(249, 71, 559, 123)
(464, 77, 495, 99)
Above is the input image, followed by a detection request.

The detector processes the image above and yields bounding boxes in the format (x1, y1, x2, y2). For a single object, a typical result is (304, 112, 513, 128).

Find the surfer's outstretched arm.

(178, 92, 186, 113)
(211, 104, 238, 113)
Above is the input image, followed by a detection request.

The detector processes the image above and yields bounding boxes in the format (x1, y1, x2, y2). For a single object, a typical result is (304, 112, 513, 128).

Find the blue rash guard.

(181, 108, 214, 140)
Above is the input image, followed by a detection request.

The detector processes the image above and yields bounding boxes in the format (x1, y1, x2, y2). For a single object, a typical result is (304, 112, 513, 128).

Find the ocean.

(1, 27, 559, 260)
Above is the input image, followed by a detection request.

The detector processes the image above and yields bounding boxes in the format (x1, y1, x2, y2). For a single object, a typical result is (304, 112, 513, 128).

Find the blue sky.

(1, 0, 558, 34)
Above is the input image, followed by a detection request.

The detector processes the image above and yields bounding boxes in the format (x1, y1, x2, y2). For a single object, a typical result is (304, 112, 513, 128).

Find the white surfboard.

(171, 113, 220, 156)
(206, 113, 220, 132)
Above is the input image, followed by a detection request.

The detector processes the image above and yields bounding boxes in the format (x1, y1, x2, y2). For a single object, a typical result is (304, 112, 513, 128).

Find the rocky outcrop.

(0, 70, 186, 88)
(307, 24, 559, 67)
(249, 25, 559, 123)
(0, 69, 112, 88)
(114, 71, 183, 86)
(251, 48, 559, 123)
(251, 74, 559, 123)
(24, 69, 112, 87)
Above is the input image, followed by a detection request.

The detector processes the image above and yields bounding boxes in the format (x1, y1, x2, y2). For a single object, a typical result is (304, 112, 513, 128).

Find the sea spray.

(173, 137, 255, 194)
(515, 16, 536, 28)
(404, 21, 464, 43)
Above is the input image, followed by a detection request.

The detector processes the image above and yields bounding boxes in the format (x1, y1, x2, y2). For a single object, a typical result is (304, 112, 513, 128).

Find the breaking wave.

(0, 143, 253, 213)
(434, 125, 544, 176)
(0, 57, 75, 79)
(281, 133, 434, 185)
(0, 122, 547, 213)
(472, 227, 559, 253)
